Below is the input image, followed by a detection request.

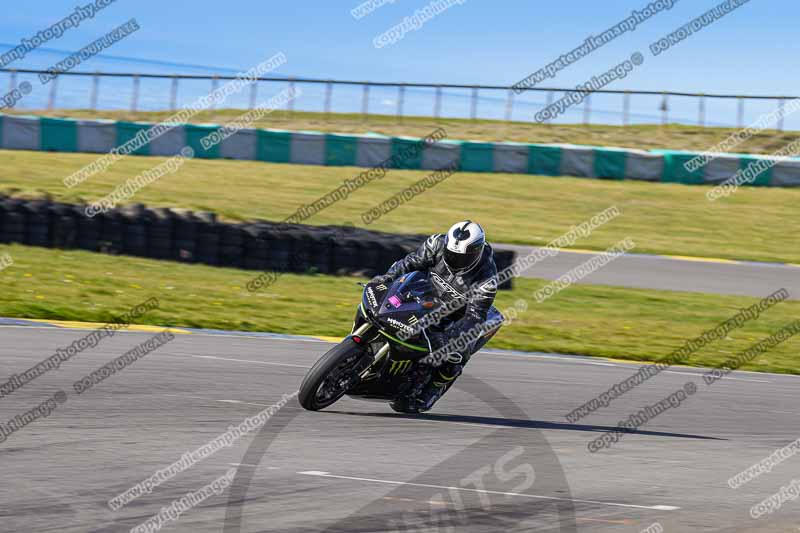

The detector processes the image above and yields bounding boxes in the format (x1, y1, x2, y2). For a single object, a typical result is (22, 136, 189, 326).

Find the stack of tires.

(148, 208, 173, 260)
(0, 197, 27, 244)
(24, 200, 51, 247)
(100, 209, 125, 255)
(242, 224, 272, 271)
(219, 224, 244, 268)
(494, 250, 515, 290)
(50, 202, 79, 249)
(120, 204, 149, 257)
(0, 196, 516, 290)
(195, 212, 220, 266)
(172, 210, 197, 262)
(76, 203, 101, 251)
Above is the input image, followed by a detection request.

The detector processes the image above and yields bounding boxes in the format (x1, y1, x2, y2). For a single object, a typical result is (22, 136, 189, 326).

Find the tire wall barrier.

(2, 114, 799, 187)
(0, 197, 515, 290)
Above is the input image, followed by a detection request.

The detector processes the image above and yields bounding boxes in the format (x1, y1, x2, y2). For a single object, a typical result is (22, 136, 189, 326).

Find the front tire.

(299, 341, 368, 411)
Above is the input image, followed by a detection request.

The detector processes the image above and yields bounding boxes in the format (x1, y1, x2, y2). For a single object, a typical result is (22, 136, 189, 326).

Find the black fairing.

(351, 271, 502, 401)
(361, 271, 438, 352)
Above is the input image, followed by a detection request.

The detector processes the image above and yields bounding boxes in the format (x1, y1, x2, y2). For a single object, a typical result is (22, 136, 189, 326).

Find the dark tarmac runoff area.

(1, 325, 799, 532)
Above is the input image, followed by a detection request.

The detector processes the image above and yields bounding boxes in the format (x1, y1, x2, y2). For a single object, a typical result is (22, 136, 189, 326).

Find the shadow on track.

(326, 410, 726, 441)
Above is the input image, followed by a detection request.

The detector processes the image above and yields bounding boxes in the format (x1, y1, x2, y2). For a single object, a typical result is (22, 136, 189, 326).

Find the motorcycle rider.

(370, 220, 499, 413)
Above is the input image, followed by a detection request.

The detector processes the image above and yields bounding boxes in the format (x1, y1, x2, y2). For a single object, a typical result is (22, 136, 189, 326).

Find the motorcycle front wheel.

(299, 340, 369, 411)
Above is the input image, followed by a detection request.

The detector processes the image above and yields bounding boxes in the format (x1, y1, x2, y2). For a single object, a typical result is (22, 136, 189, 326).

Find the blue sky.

(0, 0, 795, 126)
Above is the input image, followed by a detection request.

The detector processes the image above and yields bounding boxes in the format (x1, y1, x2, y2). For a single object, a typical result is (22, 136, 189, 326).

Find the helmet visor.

(444, 246, 482, 271)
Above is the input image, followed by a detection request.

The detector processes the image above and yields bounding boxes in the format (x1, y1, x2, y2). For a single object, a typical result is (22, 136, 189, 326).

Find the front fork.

(349, 320, 391, 379)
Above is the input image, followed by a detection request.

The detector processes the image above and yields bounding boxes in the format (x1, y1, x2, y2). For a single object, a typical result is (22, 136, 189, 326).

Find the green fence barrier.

(257, 129, 291, 163)
(460, 142, 494, 172)
(325, 133, 358, 166)
(390, 137, 424, 169)
(660, 151, 705, 184)
(186, 124, 220, 159)
(4, 114, 799, 188)
(739, 155, 774, 187)
(594, 148, 627, 180)
(40, 117, 78, 153)
(116, 122, 151, 156)
(528, 145, 562, 176)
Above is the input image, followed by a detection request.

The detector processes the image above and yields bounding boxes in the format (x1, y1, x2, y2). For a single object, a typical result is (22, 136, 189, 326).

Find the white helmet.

(444, 220, 485, 272)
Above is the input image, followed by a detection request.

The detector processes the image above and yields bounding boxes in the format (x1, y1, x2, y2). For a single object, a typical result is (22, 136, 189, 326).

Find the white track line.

(159, 393, 301, 409)
(177, 353, 310, 368)
(661, 369, 770, 383)
(169, 351, 774, 386)
(3, 324, 790, 381)
(486, 350, 774, 382)
(297, 471, 679, 511)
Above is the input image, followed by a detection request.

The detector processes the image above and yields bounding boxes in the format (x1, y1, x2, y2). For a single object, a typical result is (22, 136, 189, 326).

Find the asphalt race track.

(495, 245, 800, 301)
(1, 325, 799, 532)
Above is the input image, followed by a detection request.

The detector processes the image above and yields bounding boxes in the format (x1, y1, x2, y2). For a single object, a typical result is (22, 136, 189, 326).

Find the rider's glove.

(370, 274, 394, 286)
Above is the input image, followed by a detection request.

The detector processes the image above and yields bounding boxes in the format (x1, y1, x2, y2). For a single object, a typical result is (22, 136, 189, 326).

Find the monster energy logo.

(408, 315, 418, 325)
(388, 359, 412, 375)
(366, 287, 378, 307)
(387, 317, 412, 332)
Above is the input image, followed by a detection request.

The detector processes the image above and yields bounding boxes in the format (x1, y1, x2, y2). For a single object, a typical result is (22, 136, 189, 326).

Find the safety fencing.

(0, 196, 516, 289)
(1, 114, 799, 187)
(2, 67, 798, 129)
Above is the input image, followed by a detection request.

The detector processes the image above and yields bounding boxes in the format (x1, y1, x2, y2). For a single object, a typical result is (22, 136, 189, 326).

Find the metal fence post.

(288, 79, 296, 114)
(504, 89, 514, 122)
(397, 85, 405, 122)
(545, 91, 554, 124)
(47, 76, 58, 110)
(210, 75, 219, 110)
(434, 85, 442, 119)
(737, 97, 744, 128)
(623, 91, 630, 125)
(324, 80, 333, 118)
(170, 76, 178, 111)
(131, 74, 140, 112)
(249, 82, 257, 110)
(583, 93, 591, 124)
(7, 69, 18, 108)
(90, 72, 99, 110)
(470, 87, 478, 120)
(661, 92, 668, 125)
(698, 94, 705, 127)
(361, 84, 370, 121)
(778, 98, 785, 132)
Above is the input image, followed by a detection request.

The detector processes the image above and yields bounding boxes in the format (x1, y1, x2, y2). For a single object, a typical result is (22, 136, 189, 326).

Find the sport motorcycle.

(298, 271, 503, 412)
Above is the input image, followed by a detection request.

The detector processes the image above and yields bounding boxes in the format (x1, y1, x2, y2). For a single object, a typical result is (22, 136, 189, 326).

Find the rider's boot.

(413, 363, 463, 413)
(390, 363, 463, 414)
(390, 365, 432, 414)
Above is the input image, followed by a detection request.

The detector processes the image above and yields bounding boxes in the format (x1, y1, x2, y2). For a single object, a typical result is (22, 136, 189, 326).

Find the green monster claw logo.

(388, 359, 412, 375)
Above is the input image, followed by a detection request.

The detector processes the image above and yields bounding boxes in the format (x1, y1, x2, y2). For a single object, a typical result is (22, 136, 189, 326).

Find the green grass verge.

(9, 107, 799, 155)
(2, 243, 798, 374)
(4, 149, 800, 264)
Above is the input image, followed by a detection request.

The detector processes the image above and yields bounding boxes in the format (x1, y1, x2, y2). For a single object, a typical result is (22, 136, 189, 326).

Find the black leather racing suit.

(386, 233, 499, 364)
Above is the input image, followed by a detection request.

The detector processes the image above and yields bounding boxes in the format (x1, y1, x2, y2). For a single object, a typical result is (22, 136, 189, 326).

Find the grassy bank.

(3, 149, 800, 264)
(1, 243, 798, 374)
(7, 108, 797, 155)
